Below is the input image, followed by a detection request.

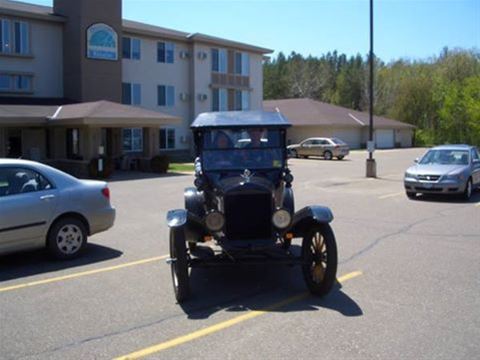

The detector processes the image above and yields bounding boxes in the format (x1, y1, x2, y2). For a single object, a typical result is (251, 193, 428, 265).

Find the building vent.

(197, 93, 208, 101)
(179, 50, 190, 59)
(197, 51, 207, 60)
(179, 92, 189, 101)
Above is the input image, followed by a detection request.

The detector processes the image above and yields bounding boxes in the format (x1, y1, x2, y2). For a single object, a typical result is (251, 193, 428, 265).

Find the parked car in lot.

(287, 137, 350, 160)
(0, 159, 115, 259)
(404, 145, 480, 200)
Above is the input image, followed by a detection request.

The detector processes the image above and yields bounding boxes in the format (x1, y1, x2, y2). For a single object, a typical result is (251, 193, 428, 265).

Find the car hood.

(287, 144, 300, 149)
(406, 164, 469, 176)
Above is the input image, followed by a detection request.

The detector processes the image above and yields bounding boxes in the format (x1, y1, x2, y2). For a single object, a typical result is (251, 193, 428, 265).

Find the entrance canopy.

(0, 100, 180, 127)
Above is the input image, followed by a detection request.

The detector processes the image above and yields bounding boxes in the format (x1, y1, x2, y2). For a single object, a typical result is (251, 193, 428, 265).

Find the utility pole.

(366, 0, 377, 177)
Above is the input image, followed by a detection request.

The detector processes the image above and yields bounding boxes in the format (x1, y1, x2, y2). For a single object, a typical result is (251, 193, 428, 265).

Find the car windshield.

(201, 128, 284, 171)
(419, 149, 470, 165)
(331, 137, 347, 145)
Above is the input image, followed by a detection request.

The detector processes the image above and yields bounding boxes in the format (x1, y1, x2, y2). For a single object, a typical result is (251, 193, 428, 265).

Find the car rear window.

(331, 138, 347, 145)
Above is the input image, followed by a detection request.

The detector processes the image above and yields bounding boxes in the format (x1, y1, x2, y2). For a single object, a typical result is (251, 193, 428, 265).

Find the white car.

(0, 159, 115, 259)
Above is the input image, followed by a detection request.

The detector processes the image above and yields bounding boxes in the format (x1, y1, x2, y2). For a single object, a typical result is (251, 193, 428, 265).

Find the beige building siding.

(396, 129, 414, 147)
(122, 35, 192, 151)
(191, 43, 213, 119)
(248, 53, 263, 110)
(0, 18, 63, 98)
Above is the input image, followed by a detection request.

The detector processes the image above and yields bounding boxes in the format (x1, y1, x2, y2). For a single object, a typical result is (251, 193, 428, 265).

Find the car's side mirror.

(414, 158, 419, 163)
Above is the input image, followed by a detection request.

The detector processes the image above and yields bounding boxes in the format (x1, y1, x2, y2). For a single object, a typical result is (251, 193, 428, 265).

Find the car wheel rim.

(56, 224, 83, 254)
(309, 232, 327, 284)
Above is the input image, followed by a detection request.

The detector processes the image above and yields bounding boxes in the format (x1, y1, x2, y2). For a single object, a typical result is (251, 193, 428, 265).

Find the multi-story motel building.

(0, 0, 272, 175)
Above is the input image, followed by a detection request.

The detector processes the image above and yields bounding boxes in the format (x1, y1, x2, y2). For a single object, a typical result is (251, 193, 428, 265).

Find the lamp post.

(366, 0, 377, 177)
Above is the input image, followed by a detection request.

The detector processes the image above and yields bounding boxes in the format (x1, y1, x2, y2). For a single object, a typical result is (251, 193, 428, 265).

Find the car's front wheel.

(170, 227, 190, 303)
(47, 217, 87, 260)
(289, 149, 298, 158)
(462, 178, 473, 201)
(301, 224, 337, 296)
(406, 191, 416, 199)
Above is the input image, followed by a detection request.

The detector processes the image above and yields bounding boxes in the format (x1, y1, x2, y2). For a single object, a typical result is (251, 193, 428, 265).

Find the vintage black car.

(166, 110, 337, 302)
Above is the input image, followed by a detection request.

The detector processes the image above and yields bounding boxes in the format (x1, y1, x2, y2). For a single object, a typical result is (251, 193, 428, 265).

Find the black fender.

(283, 187, 295, 213)
(166, 209, 205, 242)
(184, 187, 205, 218)
(289, 205, 334, 237)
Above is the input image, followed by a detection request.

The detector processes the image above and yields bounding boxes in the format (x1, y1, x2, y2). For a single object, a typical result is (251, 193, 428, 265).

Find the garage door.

(332, 129, 362, 149)
(375, 129, 394, 149)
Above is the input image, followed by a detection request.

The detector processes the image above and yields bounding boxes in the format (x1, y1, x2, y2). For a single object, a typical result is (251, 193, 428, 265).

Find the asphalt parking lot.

(1, 148, 479, 360)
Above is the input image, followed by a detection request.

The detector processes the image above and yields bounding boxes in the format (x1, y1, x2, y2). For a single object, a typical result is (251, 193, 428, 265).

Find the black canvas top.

(191, 110, 291, 129)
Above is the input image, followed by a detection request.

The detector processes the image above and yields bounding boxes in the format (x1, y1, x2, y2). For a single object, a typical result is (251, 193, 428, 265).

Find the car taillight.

(101, 187, 110, 200)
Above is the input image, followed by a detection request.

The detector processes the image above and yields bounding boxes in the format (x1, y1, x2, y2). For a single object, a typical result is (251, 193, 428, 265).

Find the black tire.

(462, 178, 473, 201)
(290, 149, 298, 158)
(337, 155, 344, 160)
(406, 191, 416, 199)
(301, 224, 337, 296)
(170, 227, 190, 303)
(47, 217, 87, 260)
(324, 151, 333, 160)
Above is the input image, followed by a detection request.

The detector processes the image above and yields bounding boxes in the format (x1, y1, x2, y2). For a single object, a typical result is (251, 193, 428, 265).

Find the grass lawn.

(169, 163, 194, 172)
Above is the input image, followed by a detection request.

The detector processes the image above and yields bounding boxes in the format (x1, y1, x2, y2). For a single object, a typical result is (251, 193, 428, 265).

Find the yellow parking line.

(114, 270, 363, 360)
(379, 192, 404, 199)
(0, 255, 168, 293)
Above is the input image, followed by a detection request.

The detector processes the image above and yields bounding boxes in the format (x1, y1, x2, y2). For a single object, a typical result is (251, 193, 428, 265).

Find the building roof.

(1, 1, 272, 54)
(263, 98, 415, 130)
(0, 0, 64, 22)
(0, 101, 180, 127)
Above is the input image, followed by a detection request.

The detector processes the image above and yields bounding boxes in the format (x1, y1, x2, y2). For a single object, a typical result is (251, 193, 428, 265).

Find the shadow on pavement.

(177, 246, 362, 320)
(107, 170, 190, 183)
(412, 191, 480, 204)
(0, 243, 123, 282)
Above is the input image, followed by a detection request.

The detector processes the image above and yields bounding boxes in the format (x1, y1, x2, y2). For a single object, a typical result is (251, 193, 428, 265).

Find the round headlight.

(205, 211, 225, 232)
(272, 209, 291, 229)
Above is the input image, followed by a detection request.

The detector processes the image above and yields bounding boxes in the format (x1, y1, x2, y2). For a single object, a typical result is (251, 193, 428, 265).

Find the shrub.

(150, 155, 170, 173)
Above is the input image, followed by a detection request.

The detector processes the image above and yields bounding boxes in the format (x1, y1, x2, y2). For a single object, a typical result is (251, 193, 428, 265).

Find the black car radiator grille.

(224, 192, 272, 241)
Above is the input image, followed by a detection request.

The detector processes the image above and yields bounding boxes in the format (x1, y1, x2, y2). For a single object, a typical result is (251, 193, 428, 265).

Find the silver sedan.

(404, 145, 480, 200)
(0, 159, 115, 259)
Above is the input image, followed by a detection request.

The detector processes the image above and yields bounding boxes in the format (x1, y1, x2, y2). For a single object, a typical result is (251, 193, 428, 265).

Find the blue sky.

(27, 0, 479, 62)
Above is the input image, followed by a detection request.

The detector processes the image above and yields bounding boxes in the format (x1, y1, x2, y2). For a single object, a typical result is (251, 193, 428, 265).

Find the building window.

(122, 83, 141, 105)
(0, 73, 32, 93)
(157, 85, 175, 106)
(0, 19, 30, 55)
(122, 37, 141, 60)
(0, 19, 11, 53)
(234, 90, 249, 111)
(13, 21, 29, 54)
(66, 128, 81, 159)
(122, 128, 143, 152)
(212, 88, 227, 111)
(159, 128, 175, 149)
(211, 48, 227, 73)
(157, 42, 174, 63)
(234, 52, 249, 75)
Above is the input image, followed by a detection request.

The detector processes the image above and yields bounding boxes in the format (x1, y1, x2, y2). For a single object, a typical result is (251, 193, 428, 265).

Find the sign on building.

(86, 23, 118, 61)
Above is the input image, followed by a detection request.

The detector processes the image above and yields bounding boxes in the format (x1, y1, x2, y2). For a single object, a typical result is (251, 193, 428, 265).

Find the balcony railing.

(211, 73, 250, 89)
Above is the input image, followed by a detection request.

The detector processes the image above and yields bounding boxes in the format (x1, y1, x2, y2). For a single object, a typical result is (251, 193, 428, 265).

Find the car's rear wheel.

(47, 217, 87, 260)
(337, 155, 344, 160)
(324, 151, 333, 160)
(462, 178, 473, 201)
(170, 227, 190, 303)
(301, 224, 337, 296)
